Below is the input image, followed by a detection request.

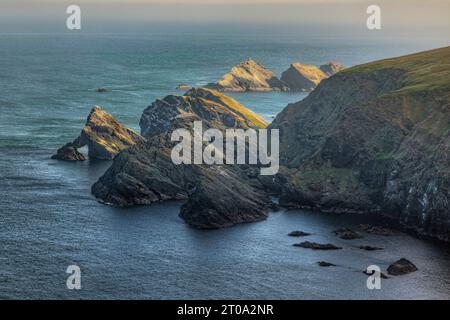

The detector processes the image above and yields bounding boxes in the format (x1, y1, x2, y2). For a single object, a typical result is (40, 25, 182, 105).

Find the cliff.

(205, 59, 289, 92)
(92, 89, 271, 228)
(270, 46, 450, 242)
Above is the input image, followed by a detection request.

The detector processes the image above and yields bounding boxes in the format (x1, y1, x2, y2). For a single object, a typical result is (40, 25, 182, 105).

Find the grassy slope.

(344, 46, 450, 95)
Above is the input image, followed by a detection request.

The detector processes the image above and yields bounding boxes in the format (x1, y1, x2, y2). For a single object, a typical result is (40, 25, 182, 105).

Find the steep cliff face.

(271, 47, 450, 242)
(53, 106, 145, 160)
(205, 59, 289, 92)
(92, 89, 271, 228)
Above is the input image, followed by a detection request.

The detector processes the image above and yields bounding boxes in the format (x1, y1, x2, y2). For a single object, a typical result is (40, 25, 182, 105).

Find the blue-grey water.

(1, 30, 449, 299)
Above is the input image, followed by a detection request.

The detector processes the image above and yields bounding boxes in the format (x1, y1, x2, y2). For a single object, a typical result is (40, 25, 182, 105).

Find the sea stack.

(205, 59, 289, 92)
(52, 106, 145, 161)
(280, 63, 328, 92)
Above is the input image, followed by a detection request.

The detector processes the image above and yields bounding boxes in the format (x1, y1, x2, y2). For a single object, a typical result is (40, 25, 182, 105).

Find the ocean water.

(0, 30, 449, 299)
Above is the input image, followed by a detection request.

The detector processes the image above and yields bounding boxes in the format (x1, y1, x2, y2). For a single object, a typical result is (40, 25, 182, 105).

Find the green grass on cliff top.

(344, 46, 450, 94)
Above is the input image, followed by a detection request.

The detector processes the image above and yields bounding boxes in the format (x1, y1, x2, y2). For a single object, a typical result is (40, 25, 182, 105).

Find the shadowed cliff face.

(270, 46, 450, 242)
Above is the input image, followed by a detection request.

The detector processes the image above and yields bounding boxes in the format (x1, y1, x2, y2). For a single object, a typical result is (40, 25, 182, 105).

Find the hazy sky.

(1, 0, 449, 37)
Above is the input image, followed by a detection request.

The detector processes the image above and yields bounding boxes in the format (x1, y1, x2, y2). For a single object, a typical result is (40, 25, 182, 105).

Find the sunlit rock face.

(52, 106, 144, 161)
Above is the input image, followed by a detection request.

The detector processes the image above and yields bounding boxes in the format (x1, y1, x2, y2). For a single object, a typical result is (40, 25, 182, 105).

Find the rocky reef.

(92, 88, 272, 228)
(205, 59, 289, 92)
(270, 46, 450, 243)
(53, 106, 145, 161)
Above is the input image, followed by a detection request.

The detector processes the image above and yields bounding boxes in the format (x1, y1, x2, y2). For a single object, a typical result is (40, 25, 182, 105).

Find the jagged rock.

(176, 84, 192, 91)
(358, 245, 383, 251)
(96, 87, 111, 93)
(271, 47, 450, 243)
(280, 63, 328, 91)
(140, 88, 268, 138)
(293, 241, 342, 250)
(288, 230, 311, 237)
(318, 261, 336, 267)
(205, 59, 289, 92)
(319, 61, 346, 76)
(51, 142, 86, 161)
(53, 106, 145, 161)
(387, 258, 418, 275)
(92, 90, 271, 228)
(334, 228, 363, 240)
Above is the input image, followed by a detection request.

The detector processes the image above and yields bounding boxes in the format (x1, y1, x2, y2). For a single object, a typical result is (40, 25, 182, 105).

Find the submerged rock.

(205, 59, 289, 92)
(387, 258, 418, 275)
(53, 106, 145, 161)
(334, 228, 363, 240)
(318, 261, 336, 267)
(51, 142, 86, 161)
(359, 224, 396, 236)
(280, 63, 328, 92)
(293, 241, 342, 250)
(358, 245, 383, 251)
(288, 230, 311, 237)
(96, 87, 111, 93)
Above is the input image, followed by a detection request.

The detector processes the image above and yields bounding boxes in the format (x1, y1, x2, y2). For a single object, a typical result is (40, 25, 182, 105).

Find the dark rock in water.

(280, 63, 327, 92)
(288, 230, 311, 237)
(318, 261, 336, 267)
(334, 228, 363, 240)
(387, 258, 418, 275)
(92, 89, 272, 228)
(293, 241, 342, 250)
(96, 87, 111, 93)
(358, 245, 383, 251)
(51, 142, 86, 161)
(359, 224, 396, 236)
(205, 59, 289, 92)
(179, 168, 270, 229)
(270, 47, 450, 243)
(363, 270, 389, 279)
(53, 106, 145, 161)
(319, 61, 346, 76)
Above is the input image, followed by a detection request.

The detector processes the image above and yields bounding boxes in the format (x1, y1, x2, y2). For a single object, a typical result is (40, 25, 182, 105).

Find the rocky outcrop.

(270, 46, 450, 243)
(205, 59, 289, 92)
(51, 142, 86, 161)
(280, 63, 328, 92)
(53, 106, 145, 161)
(334, 228, 363, 240)
(92, 89, 271, 228)
(319, 61, 346, 76)
(288, 230, 311, 237)
(293, 241, 342, 250)
(140, 88, 268, 138)
(318, 261, 336, 267)
(387, 258, 418, 275)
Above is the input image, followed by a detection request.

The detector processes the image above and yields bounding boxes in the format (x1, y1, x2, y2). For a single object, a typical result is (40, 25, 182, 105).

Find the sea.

(0, 27, 449, 299)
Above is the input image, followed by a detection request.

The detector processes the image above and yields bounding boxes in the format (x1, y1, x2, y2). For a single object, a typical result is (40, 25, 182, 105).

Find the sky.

(0, 0, 449, 37)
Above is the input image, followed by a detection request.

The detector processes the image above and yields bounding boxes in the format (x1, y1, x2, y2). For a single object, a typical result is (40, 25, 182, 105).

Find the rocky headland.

(91, 88, 273, 228)
(270, 46, 450, 243)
